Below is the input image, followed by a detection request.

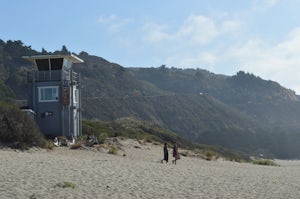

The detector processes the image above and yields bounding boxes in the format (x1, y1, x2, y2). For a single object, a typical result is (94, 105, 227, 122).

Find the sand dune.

(1, 139, 300, 199)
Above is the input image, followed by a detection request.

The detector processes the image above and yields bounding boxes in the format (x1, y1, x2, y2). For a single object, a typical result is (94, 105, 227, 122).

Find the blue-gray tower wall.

(25, 55, 83, 138)
(27, 69, 82, 138)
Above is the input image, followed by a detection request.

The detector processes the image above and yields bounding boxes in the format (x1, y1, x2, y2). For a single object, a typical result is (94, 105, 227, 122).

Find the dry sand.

(1, 139, 300, 199)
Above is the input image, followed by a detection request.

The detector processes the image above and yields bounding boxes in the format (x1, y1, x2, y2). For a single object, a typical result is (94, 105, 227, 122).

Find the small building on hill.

(23, 54, 84, 138)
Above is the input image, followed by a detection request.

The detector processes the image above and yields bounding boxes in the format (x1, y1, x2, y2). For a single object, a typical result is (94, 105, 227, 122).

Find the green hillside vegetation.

(2, 39, 300, 158)
(83, 117, 183, 144)
(0, 101, 47, 149)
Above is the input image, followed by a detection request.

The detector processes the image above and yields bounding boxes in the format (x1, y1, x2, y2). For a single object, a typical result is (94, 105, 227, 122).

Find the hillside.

(2, 40, 300, 158)
(130, 68, 300, 131)
(74, 53, 270, 155)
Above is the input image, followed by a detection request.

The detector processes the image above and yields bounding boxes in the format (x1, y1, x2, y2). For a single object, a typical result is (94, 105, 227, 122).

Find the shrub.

(108, 146, 118, 155)
(97, 133, 108, 144)
(0, 101, 47, 149)
(46, 140, 55, 150)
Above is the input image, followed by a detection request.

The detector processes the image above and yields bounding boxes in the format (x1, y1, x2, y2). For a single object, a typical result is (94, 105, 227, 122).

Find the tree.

(41, 48, 48, 54)
(61, 45, 70, 54)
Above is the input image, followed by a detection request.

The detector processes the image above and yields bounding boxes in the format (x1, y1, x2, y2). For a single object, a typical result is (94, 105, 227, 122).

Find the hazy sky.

(1, 0, 300, 93)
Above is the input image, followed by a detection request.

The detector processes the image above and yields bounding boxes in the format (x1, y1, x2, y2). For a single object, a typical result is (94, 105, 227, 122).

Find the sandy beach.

(1, 139, 300, 199)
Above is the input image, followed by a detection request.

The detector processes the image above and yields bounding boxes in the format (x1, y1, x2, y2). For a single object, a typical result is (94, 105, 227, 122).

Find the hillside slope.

(130, 68, 300, 132)
(2, 40, 300, 158)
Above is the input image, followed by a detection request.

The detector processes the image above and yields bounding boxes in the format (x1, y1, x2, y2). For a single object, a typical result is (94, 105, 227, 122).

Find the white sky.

(1, 0, 300, 93)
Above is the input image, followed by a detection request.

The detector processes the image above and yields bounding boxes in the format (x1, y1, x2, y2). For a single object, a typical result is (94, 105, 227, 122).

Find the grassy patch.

(55, 181, 76, 189)
(29, 193, 37, 199)
(195, 144, 249, 162)
(252, 159, 279, 166)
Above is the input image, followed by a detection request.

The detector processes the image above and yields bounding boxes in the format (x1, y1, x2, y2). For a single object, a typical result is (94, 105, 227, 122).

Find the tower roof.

(23, 54, 84, 64)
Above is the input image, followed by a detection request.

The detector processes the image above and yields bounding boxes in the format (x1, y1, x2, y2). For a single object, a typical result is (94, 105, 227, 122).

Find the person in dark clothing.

(163, 143, 169, 163)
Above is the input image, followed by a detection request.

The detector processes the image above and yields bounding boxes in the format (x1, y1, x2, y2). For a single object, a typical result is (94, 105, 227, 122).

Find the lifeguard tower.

(23, 54, 84, 138)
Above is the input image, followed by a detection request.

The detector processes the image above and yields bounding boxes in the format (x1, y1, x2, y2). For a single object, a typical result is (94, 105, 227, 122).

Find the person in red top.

(172, 142, 180, 164)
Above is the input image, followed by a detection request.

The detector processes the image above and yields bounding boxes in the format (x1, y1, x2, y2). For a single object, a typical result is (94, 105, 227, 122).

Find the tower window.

(38, 86, 59, 102)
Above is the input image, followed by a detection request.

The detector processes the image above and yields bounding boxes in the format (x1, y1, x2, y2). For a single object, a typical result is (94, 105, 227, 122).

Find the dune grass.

(252, 159, 279, 166)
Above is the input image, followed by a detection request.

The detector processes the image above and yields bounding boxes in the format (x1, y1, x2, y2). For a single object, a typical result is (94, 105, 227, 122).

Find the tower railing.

(27, 70, 79, 84)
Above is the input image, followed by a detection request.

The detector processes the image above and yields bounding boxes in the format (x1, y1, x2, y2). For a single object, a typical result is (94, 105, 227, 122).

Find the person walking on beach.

(172, 142, 180, 165)
(162, 143, 169, 163)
